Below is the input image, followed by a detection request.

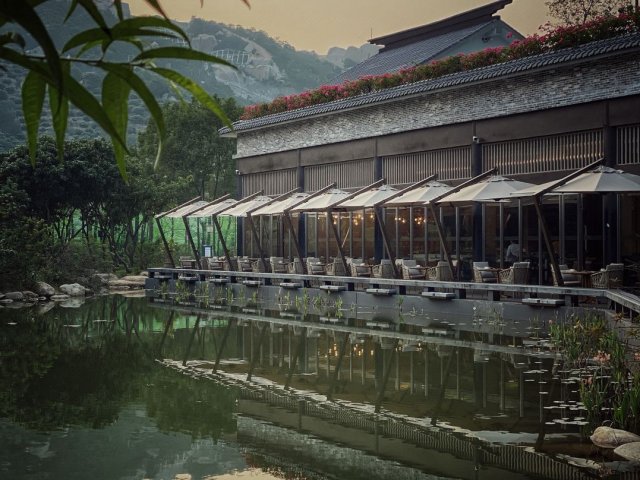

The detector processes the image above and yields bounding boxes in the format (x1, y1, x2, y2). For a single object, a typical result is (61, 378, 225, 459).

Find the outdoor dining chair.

(372, 259, 394, 279)
(269, 256, 289, 274)
(499, 261, 530, 284)
(591, 263, 624, 289)
(473, 262, 497, 283)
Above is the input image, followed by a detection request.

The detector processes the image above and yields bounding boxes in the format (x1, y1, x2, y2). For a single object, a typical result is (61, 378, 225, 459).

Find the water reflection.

(1, 295, 636, 479)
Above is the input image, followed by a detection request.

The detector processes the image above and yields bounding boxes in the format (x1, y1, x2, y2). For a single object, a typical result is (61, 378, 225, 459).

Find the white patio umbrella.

(383, 181, 452, 207)
(553, 165, 640, 193)
(251, 192, 310, 216)
(435, 175, 535, 268)
(336, 184, 399, 209)
(289, 189, 350, 213)
(437, 175, 535, 204)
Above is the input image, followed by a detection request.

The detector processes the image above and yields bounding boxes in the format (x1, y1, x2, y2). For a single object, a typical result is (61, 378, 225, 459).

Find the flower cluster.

(240, 9, 640, 121)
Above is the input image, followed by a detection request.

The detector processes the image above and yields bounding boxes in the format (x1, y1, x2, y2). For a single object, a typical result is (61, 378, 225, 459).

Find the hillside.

(0, 1, 346, 152)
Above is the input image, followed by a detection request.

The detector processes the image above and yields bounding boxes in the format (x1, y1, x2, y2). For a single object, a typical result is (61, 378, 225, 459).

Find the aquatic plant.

(550, 313, 640, 432)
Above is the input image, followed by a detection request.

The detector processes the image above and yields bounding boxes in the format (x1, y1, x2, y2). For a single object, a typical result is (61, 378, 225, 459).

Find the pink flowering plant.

(241, 8, 640, 120)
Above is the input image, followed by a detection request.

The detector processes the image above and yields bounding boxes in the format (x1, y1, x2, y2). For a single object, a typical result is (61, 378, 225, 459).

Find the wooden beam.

(213, 318, 236, 372)
(327, 332, 351, 400)
(374, 339, 399, 413)
(247, 323, 269, 381)
(155, 216, 175, 268)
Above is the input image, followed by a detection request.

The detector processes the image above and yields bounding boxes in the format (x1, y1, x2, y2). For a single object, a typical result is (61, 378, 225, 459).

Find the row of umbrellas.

(155, 161, 640, 284)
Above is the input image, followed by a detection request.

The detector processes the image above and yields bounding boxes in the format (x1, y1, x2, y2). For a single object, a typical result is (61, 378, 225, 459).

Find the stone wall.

(235, 53, 640, 159)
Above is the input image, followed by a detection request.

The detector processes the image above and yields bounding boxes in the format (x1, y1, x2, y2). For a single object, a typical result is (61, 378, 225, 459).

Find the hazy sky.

(127, 0, 552, 54)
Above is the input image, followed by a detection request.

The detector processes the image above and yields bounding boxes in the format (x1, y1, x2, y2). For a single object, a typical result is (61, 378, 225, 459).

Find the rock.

(591, 427, 640, 449)
(34, 281, 55, 297)
(0, 298, 13, 304)
(4, 291, 24, 301)
(59, 283, 87, 297)
(38, 296, 47, 302)
(139, 271, 149, 277)
(109, 276, 147, 289)
(90, 273, 118, 287)
(51, 294, 70, 301)
(36, 302, 56, 315)
(60, 297, 85, 308)
(22, 291, 38, 302)
(0, 293, 4, 300)
(614, 441, 640, 462)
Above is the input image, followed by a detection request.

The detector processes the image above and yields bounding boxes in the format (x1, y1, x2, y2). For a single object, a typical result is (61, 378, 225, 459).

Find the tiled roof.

(334, 21, 491, 83)
(221, 33, 640, 135)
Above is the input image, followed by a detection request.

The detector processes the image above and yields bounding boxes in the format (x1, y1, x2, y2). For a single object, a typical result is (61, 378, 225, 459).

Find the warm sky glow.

(127, 0, 551, 54)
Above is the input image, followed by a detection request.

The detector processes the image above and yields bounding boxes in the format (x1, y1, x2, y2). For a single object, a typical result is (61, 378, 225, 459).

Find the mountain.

(0, 1, 346, 152)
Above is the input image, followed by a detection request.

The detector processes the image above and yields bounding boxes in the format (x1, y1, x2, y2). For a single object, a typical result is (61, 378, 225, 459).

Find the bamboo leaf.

(48, 68, 69, 161)
(75, 0, 110, 33)
(0, 1, 63, 91)
(63, 74, 129, 162)
(150, 67, 232, 129)
(102, 72, 131, 179)
(21, 71, 46, 165)
(141, 0, 168, 18)
(135, 47, 234, 68)
(113, 17, 190, 44)
(100, 63, 165, 168)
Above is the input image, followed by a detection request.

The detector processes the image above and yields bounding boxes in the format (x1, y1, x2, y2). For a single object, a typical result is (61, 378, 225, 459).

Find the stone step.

(319, 285, 346, 292)
(421, 291, 456, 300)
(522, 297, 565, 307)
(366, 288, 396, 296)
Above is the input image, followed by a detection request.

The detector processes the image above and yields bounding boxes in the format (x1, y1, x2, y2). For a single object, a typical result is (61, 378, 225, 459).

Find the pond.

(0, 295, 636, 480)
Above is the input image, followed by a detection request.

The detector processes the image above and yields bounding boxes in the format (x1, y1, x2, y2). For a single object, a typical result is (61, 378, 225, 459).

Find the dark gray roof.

(334, 21, 491, 83)
(370, 0, 513, 49)
(221, 33, 640, 135)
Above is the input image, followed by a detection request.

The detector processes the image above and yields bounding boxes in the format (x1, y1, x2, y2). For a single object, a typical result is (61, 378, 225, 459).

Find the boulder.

(109, 276, 147, 289)
(0, 298, 13, 305)
(90, 273, 118, 287)
(614, 442, 640, 462)
(59, 283, 87, 297)
(22, 291, 39, 302)
(37, 302, 56, 315)
(34, 281, 55, 297)
(591, 427, 640, 449)
(5, 291, 24, 301)
(51, 294, 70, 301)
(60, 297, 85, 308)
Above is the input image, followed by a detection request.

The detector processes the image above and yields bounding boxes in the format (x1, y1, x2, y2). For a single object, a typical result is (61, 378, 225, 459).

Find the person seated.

(505, 241, 521, 263)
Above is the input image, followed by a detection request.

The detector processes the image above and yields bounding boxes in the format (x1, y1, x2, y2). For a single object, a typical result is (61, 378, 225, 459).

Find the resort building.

(221, 0, 640, 284)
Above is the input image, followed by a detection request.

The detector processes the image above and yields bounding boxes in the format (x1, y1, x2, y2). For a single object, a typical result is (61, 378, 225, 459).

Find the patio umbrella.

(289, 188, 350, 213)
(251, 192, 310, 216)
(219, 195, 273, 217)
(383, 181, 452, 207)
(437, 175, 535, 204)
(553, 166, 640, 193)
(435, 175, 535, 269)
(335, 184, 399, 210)
(154, 197, 206, 268)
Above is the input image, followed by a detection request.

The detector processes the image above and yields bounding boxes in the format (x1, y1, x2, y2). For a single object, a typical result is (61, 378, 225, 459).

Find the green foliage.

(1, 0, 239, 175)
(0, 136, 190, 286)
(135, 97, 242, 200)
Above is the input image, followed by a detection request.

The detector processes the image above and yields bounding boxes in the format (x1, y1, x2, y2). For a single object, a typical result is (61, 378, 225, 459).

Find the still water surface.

(0, 295, 622, 479)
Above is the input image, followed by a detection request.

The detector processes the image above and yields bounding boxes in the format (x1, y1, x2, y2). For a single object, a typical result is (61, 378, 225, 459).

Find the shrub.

(240, 8, 640, 121)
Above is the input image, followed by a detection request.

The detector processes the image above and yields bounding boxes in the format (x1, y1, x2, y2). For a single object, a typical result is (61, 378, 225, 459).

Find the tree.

(0, 0, 248, 176)
(546, 0, 634, 25)
(135, 98, 242, 200)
